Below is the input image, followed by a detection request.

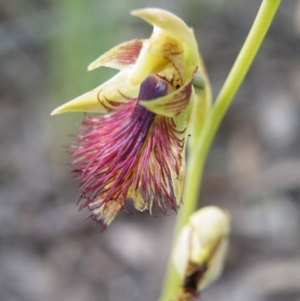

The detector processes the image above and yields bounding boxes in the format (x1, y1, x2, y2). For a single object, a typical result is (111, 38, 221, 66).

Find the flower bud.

(172, 206, 230, 294)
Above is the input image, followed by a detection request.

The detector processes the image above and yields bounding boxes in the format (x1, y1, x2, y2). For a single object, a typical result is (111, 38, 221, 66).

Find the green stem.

(159, 0, 281, 300)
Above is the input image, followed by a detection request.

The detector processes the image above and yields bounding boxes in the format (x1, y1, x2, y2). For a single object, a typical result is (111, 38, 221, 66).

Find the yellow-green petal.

(189, 65, 212, 150)
(51, 90, 109, 115)
(88, 39, 143, 71)
(51, 71, 139, 115)
(128, 31, 185, 86)
(131, 8, 199, 62)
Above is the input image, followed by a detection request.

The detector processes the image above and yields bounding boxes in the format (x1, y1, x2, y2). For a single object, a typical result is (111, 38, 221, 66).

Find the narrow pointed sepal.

(170, 96, 193, 205)
(189, 68, 212, 149)
(131, 8, 199, 62)
(51, 90, 109, 115)
(88, 39, 143, 71)
(51, 71, 139, 115)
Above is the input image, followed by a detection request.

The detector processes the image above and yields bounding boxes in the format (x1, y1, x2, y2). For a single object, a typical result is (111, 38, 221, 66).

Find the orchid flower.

(51, 8, 209, 228)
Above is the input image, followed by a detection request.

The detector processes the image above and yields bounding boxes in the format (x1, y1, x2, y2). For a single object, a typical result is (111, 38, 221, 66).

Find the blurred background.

(1, 0, 300, 300)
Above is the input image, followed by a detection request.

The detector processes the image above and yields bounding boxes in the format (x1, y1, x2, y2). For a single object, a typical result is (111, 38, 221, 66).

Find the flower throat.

(130, 76, 168, 142)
